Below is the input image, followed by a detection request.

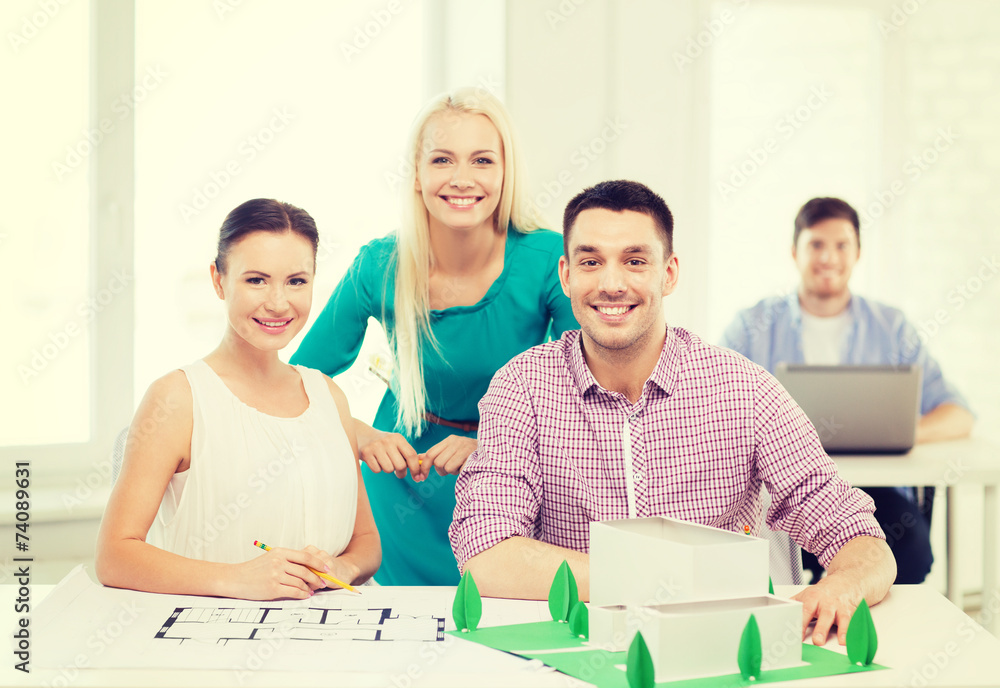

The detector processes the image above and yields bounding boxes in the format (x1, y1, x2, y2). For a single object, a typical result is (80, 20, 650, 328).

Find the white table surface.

(832, 436, 1000, 633)
(2, 582, 998, 687)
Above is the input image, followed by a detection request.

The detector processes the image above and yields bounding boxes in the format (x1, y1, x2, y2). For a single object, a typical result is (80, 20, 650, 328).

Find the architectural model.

(589, 516, 802, 682)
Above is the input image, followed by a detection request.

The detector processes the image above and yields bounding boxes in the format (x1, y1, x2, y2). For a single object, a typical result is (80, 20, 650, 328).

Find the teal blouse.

(290, 226, 578, 585)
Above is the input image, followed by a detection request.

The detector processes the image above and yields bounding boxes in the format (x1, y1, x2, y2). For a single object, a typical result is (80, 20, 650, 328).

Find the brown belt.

(424, 412, 478, 433)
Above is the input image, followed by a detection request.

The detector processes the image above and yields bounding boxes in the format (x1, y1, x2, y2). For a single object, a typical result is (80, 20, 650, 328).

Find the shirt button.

(634, 471, 644, 482)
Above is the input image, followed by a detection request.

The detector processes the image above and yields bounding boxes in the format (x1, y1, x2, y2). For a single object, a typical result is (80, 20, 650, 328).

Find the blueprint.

(33, 565, 547, 674)
(155, 605, 445, 644)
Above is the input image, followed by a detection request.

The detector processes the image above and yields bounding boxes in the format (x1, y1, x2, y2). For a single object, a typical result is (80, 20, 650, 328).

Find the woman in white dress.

(96, 199, 380, 600)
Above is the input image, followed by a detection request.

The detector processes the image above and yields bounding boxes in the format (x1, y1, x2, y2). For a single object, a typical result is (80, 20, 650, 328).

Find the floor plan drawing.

(155, 606, 446, 644)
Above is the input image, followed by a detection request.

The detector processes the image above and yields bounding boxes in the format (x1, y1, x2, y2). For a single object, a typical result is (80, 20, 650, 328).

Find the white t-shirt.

(800, 310, 851, 365)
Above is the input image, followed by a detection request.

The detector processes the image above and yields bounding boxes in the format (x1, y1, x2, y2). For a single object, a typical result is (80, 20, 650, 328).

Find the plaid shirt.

(450, 327, 883, 570)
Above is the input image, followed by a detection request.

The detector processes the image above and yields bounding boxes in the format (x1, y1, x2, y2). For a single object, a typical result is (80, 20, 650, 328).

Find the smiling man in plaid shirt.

(449, 180, 895, 647)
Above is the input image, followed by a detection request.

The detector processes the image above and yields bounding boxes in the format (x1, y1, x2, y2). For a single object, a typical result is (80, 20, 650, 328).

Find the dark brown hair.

(563, 180, 674, 257)
(214, 199, 319, 273)
(793, 197, 860, 249)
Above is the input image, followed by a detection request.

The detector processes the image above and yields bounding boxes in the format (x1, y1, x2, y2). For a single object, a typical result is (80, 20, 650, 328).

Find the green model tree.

(626, 631, 655, 688)
(846, 599, 878, 666)
(452, 569, 483, 632)
(737, 614, 762, 681)
(547, 560, 579, 622)
(568, 600, 589, 638)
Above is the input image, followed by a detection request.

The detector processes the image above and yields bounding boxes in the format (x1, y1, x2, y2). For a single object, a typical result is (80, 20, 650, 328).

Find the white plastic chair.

(111, 426, 129, 484)
(759, 487, 806, 585)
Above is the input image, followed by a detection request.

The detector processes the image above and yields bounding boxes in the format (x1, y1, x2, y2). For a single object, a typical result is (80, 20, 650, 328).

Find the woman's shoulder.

(359, 233, 398, 257)
(296, 365, 349, 412)
(146, 368, 193, 403)
(342, 233, 397, 280)
(131, 368, 194, 443)
(297, 367, 354, 442)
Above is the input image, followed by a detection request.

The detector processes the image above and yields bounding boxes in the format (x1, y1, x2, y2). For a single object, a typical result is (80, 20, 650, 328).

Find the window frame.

(0, 0, 135, 492)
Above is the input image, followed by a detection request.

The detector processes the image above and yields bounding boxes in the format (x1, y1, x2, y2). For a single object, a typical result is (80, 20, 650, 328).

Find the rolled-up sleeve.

(449, 367, 544, 571)
(753, 369, 885, 567)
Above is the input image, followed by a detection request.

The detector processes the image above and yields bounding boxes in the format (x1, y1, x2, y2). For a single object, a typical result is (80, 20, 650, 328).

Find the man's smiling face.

(559, 207, 678, 359)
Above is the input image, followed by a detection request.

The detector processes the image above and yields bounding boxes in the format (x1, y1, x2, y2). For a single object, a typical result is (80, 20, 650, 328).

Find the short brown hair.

(793, 197, 860, 249)
(563, 180, 674, 257)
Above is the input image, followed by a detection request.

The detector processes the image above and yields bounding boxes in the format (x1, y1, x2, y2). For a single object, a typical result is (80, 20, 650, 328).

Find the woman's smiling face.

(211, 230, 315, 353)
(415, 111, 504, 234)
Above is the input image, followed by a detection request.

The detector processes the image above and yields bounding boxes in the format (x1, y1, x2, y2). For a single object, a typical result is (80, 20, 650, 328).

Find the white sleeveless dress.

(147, 360, 358, 564)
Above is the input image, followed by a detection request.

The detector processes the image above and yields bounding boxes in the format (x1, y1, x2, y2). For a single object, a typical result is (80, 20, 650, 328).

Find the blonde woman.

(291, 88, 577, 585)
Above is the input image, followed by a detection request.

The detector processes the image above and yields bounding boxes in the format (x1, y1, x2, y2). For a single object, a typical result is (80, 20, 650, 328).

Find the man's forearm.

(464, 536, 591, 601)
(825, 535, 896, 604)
(916, 403, 974, 443)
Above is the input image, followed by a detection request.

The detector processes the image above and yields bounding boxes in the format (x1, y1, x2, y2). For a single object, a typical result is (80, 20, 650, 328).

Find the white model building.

(588, 517, 803, 682)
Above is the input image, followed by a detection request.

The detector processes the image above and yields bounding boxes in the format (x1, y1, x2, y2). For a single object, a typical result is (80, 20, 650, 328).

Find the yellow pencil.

(253, 540, 361, 594)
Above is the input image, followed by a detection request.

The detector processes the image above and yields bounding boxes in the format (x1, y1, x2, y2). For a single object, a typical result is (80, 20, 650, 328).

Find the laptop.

(774, 364, 922, 454)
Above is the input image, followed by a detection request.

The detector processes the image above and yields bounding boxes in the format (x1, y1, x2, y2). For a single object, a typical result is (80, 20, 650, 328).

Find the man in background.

(720, 197, 974, 584)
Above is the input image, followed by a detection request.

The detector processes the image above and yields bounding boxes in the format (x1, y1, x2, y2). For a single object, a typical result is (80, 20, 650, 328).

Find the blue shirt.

(720, 292, 970, 503)
(719, 291, 969, 416)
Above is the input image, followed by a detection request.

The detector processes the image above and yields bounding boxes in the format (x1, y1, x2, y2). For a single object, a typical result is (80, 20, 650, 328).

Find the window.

(2, 0, 91, 447)
(4, 0, 506, 487)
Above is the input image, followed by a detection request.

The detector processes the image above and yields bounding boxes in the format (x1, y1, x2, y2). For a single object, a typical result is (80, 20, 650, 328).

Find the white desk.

(4, 583, 998, 687)
(833, 437, 1000, 633)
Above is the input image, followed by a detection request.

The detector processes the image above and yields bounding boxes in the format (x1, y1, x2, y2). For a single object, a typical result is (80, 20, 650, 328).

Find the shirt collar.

(565, 328, 680, 399)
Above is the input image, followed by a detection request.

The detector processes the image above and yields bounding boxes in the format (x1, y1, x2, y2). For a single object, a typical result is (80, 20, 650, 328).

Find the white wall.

(505, 0, 1000, 599)
(506, 0, 711, 333)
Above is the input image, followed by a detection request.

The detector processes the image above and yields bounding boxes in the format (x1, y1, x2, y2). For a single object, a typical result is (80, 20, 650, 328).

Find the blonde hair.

(390, 87, 541, 436)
